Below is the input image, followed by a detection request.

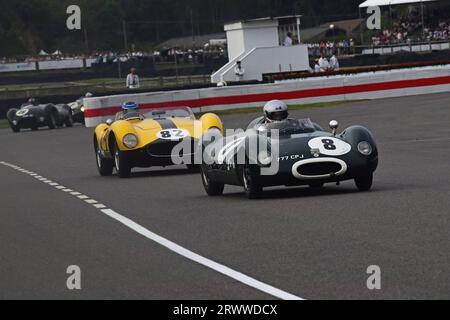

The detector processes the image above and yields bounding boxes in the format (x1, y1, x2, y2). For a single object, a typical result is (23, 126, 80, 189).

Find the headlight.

(358, 141, 372, 156)
(123, 134, 138, 149)
(80, 107, 85, 113)
(258, 151, 272, 166)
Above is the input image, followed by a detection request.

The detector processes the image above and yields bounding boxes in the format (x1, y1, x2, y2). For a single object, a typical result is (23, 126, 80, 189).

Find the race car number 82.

(157, 129, 189, 140)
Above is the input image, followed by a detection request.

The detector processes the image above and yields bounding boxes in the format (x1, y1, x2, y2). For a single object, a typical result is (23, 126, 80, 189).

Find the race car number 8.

(157, 129, 189, 140)
(308, 137, 351, 156)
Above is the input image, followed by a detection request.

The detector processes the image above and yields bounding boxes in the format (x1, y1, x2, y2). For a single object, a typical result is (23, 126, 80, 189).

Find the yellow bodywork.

(94, 113, 223, 153)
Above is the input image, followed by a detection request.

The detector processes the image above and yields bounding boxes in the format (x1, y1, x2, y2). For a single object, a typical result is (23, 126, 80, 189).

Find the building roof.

(359, 0, 438, 8)
(225, 15, 303, 25)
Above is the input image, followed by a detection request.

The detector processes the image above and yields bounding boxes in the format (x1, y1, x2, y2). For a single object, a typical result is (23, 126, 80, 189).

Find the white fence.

(0, 58, 97, 73)
(362, 42, 450, 55)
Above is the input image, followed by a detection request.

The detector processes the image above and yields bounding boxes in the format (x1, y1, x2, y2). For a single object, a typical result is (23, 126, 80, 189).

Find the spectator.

(284, 32, 294, 46)
(234, 60, 245, 81)
(318, 53, 330, 71)
(329, 52, 340, 71)
(126, 68, 140, 89)
(314, 59, 321, 73)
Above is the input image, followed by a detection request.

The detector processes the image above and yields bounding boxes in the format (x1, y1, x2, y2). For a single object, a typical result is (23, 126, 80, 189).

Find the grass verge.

(0, 119, 9, 129)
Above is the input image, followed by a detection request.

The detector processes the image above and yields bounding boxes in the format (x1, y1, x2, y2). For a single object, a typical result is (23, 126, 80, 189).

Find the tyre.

(94, 139, 113, 176)
(355, 172, 373, 191)
(201, 165, 224, 196)
(9, 122, 20, 133)
(242, 164, 262, 199)
(7, 110, 19, 133)
(47, 111, 57, 129)
(65, 112, 73, 127)
(112, 139, 131, 178)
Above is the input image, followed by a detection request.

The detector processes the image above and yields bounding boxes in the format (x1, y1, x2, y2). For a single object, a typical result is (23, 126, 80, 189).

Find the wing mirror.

(329, 120, 339, 136)
(106, 119, 113, 126)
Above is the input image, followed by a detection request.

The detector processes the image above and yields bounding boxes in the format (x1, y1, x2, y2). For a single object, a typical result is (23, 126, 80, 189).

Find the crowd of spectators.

(307, 39, 355, 57)
(1, 42, 228, 66)
(371, 7, 450, 46)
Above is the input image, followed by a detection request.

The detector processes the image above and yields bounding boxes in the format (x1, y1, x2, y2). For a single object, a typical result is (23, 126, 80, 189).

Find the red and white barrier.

(84, 64, 450, 127)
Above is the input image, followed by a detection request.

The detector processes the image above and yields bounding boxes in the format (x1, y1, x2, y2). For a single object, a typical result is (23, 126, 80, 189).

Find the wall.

(84, 64, 450, 128)
(0, 58, 97, 73)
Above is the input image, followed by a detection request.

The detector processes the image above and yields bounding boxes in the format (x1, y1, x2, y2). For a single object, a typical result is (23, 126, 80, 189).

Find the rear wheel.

(65, 112, 73, 127)
(201, 165, 224, 196)
(242, 164, 262, 199)
(113, 140, 131, 178)
(355, 172, 373, 191)
(94, 140, 113, 176)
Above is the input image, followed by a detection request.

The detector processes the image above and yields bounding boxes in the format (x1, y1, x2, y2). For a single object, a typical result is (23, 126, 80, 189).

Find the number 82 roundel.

(157, 129, 189, 140)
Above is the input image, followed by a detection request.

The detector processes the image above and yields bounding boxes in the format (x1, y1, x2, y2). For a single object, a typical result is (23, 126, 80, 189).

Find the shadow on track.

(125, 168, 199, 178)
(219, 185, 392, 200)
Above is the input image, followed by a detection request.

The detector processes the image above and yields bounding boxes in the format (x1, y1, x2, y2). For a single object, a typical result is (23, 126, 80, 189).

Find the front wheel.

(242, 164, 263, 199)
(355, 172, 373, 191)
(9, 122, 20, 133)
(47, 112, 57, 129)
(113, 141, 131, 178)
(95, 140, 113, 176)
(201, 166, 224, 196)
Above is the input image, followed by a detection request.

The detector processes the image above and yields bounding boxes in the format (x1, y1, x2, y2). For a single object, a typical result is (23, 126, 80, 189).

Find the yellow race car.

(94, 103, 223, 178)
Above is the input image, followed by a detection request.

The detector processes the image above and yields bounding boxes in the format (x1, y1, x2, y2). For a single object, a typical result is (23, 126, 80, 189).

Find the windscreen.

(257, 118, 316, 136)
(148, 107, 194, 119)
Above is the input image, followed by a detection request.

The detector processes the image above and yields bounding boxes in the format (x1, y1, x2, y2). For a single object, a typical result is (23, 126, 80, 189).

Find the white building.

(211, 15, 311, 84)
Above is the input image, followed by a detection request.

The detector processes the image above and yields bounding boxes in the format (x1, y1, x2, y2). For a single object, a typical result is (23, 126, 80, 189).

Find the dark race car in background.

(68, 98, 86, 124)
(201, 117, 378, 199)
(6, 103, 73, 132)
(68, 93, 94, 124)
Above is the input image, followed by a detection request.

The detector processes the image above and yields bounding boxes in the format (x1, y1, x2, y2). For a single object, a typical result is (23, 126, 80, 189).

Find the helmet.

(122, 101, 139, 112)
(263, 100, 288, 122)
(85, 92, 93, 97)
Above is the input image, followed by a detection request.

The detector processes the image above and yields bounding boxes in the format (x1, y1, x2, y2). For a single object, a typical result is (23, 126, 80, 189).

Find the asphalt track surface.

(1, 92, 450, 300)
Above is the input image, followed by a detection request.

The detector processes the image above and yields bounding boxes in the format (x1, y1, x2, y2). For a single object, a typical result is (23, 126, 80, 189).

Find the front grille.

(147, 139, 197, 157)
(18, 117, 37, 128)
(297, 161, 342, 176)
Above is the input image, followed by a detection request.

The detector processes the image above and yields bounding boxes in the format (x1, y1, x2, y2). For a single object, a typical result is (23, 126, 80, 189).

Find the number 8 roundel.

(308, 137, 351, 156)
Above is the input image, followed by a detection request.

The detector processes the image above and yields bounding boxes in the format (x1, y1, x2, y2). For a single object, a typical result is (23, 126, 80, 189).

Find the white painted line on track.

(0, 160, 304, 300)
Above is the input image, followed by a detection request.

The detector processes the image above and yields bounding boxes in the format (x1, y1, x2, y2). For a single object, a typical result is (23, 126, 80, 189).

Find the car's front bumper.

(117, 138, 201, 168)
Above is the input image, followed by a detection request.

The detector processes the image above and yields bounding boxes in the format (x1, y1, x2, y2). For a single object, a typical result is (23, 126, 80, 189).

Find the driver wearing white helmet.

(263, 100, 289, 123)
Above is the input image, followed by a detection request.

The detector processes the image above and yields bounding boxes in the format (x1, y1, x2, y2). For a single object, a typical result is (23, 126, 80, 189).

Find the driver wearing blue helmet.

(115, 101, 144, 121)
